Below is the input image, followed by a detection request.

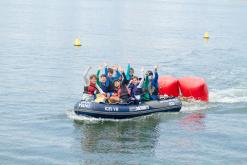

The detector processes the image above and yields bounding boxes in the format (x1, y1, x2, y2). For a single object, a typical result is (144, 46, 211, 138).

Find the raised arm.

(83, 66, 92, 85)
(126, 63, 131, 80)
(104, 63, 108, 75)
(153, 65, 159, 83)
(114, 70, 121, 80)
(112, 64, 121, 81)
(143, 73, 149, 89)
(137, 67, 145, 88)
(96, 65, 102, 85)
(118, 66, 128, 85)
(122, 72, 128, 85)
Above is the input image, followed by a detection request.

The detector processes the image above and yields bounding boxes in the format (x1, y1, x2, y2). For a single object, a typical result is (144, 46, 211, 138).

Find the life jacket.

(100, 82, 108, 93)
(87, 82, 98, 95)
(129, 83, 143, 97)
(107, 82, 114, 93)
(128, 83, 136, 97)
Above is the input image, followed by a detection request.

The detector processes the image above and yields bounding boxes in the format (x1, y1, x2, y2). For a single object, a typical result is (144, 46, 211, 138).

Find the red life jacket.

(87, 82, 97, 95)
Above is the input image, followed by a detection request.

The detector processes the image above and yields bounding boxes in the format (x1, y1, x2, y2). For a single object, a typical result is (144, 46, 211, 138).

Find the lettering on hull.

(129, 105, 150, 111)
(79, 102, 92, 109)
(105, 106, 119, 112)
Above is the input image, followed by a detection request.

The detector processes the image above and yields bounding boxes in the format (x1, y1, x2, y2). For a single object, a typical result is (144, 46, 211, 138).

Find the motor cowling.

(178, 77, 208, 102)
(158, 76, 179, 97)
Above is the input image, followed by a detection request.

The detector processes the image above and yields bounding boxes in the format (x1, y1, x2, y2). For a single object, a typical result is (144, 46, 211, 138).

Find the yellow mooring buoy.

(74, 39, 81, 46)
(203, 32, 209, 39)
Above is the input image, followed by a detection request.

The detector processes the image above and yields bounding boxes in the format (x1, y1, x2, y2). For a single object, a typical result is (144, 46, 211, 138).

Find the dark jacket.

(120, 72, 130, 100)
(96, 69, 114, 93)
(128, 83, 138, 98)
(113, 72, 130, 100)
(105, 67, 122, 85)
(149, 71, 159, 100)
(99, 82, 108, 93)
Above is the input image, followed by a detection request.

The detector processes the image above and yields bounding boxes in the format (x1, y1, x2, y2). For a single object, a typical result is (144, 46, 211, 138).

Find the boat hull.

(74, 97, 182, 119)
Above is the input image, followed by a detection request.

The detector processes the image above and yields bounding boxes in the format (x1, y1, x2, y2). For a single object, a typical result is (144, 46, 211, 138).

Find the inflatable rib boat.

(74, 97, 182, 119)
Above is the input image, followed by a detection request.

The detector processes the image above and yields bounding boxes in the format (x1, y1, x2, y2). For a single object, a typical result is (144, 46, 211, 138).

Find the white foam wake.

(66, 110, 136, 122)
(180, 99, 210, 112)
(66, 110, 99, 122)
(181, 87, 247, 112)
(209, 88, 247, 103)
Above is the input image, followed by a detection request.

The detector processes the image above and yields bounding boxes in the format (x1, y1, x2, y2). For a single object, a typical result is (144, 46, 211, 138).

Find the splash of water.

(66, 110, 146, 122)
(210, 88, 247, 103)
(180, 100, 210, 112)
(181, 87, 247, 112)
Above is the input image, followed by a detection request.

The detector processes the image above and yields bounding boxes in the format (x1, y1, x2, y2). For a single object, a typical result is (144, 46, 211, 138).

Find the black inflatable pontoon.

(74, 97, 182, 119)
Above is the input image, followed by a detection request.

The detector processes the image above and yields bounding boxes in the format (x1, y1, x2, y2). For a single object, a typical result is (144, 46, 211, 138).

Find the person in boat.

(108, 66, 130, 104)
(126, 63, 135, 84)
(95, 65, 114, 103)
(96, 65, 113, 97)
(104, 64, 122, 85)
(108, 80, 121, 103)
(142, 71, 151, 101)
(146, 65, 159, 100)
(82, 67, 102, 101)
(128, 67, 145, 103)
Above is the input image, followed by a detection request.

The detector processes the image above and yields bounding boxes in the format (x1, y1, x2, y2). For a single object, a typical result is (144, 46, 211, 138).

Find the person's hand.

(154, 65, 158, 72)
(98, 65, 102, 70)
(85, 66, 92, 72)
(141, 67, 144, 73)
(112, 66, 116, 71)
(106, 93, 110, 98)
(113, 64, 118, 71)
(118, 66, 124, 73)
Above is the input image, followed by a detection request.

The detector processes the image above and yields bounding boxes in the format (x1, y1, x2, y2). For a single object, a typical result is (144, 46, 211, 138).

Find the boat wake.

(66, 110, 104, 122)
(180, 100, 210, 112)
(66, 110, 140, 122)
(209, 88, 247, 104)
(181, 87, 247, 112)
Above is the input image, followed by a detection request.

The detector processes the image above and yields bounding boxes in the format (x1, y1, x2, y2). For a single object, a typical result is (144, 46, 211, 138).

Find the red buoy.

(178, 77, 208, 102)
(158, 76, 179, 97)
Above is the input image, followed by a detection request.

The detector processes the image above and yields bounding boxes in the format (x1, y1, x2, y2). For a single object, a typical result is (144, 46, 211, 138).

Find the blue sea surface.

(0, 0, 247, 164)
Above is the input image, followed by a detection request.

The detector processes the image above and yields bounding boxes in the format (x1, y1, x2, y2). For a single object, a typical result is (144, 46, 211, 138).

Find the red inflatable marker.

(158, 76, 179, 97)
(178, 77, 208, 102)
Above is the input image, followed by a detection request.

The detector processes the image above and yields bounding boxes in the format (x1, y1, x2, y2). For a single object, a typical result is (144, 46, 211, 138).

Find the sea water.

(0, 0, 247, 164)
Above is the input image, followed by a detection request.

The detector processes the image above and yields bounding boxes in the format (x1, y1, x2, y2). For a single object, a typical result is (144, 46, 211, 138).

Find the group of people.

(82, 64, 159, 104)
